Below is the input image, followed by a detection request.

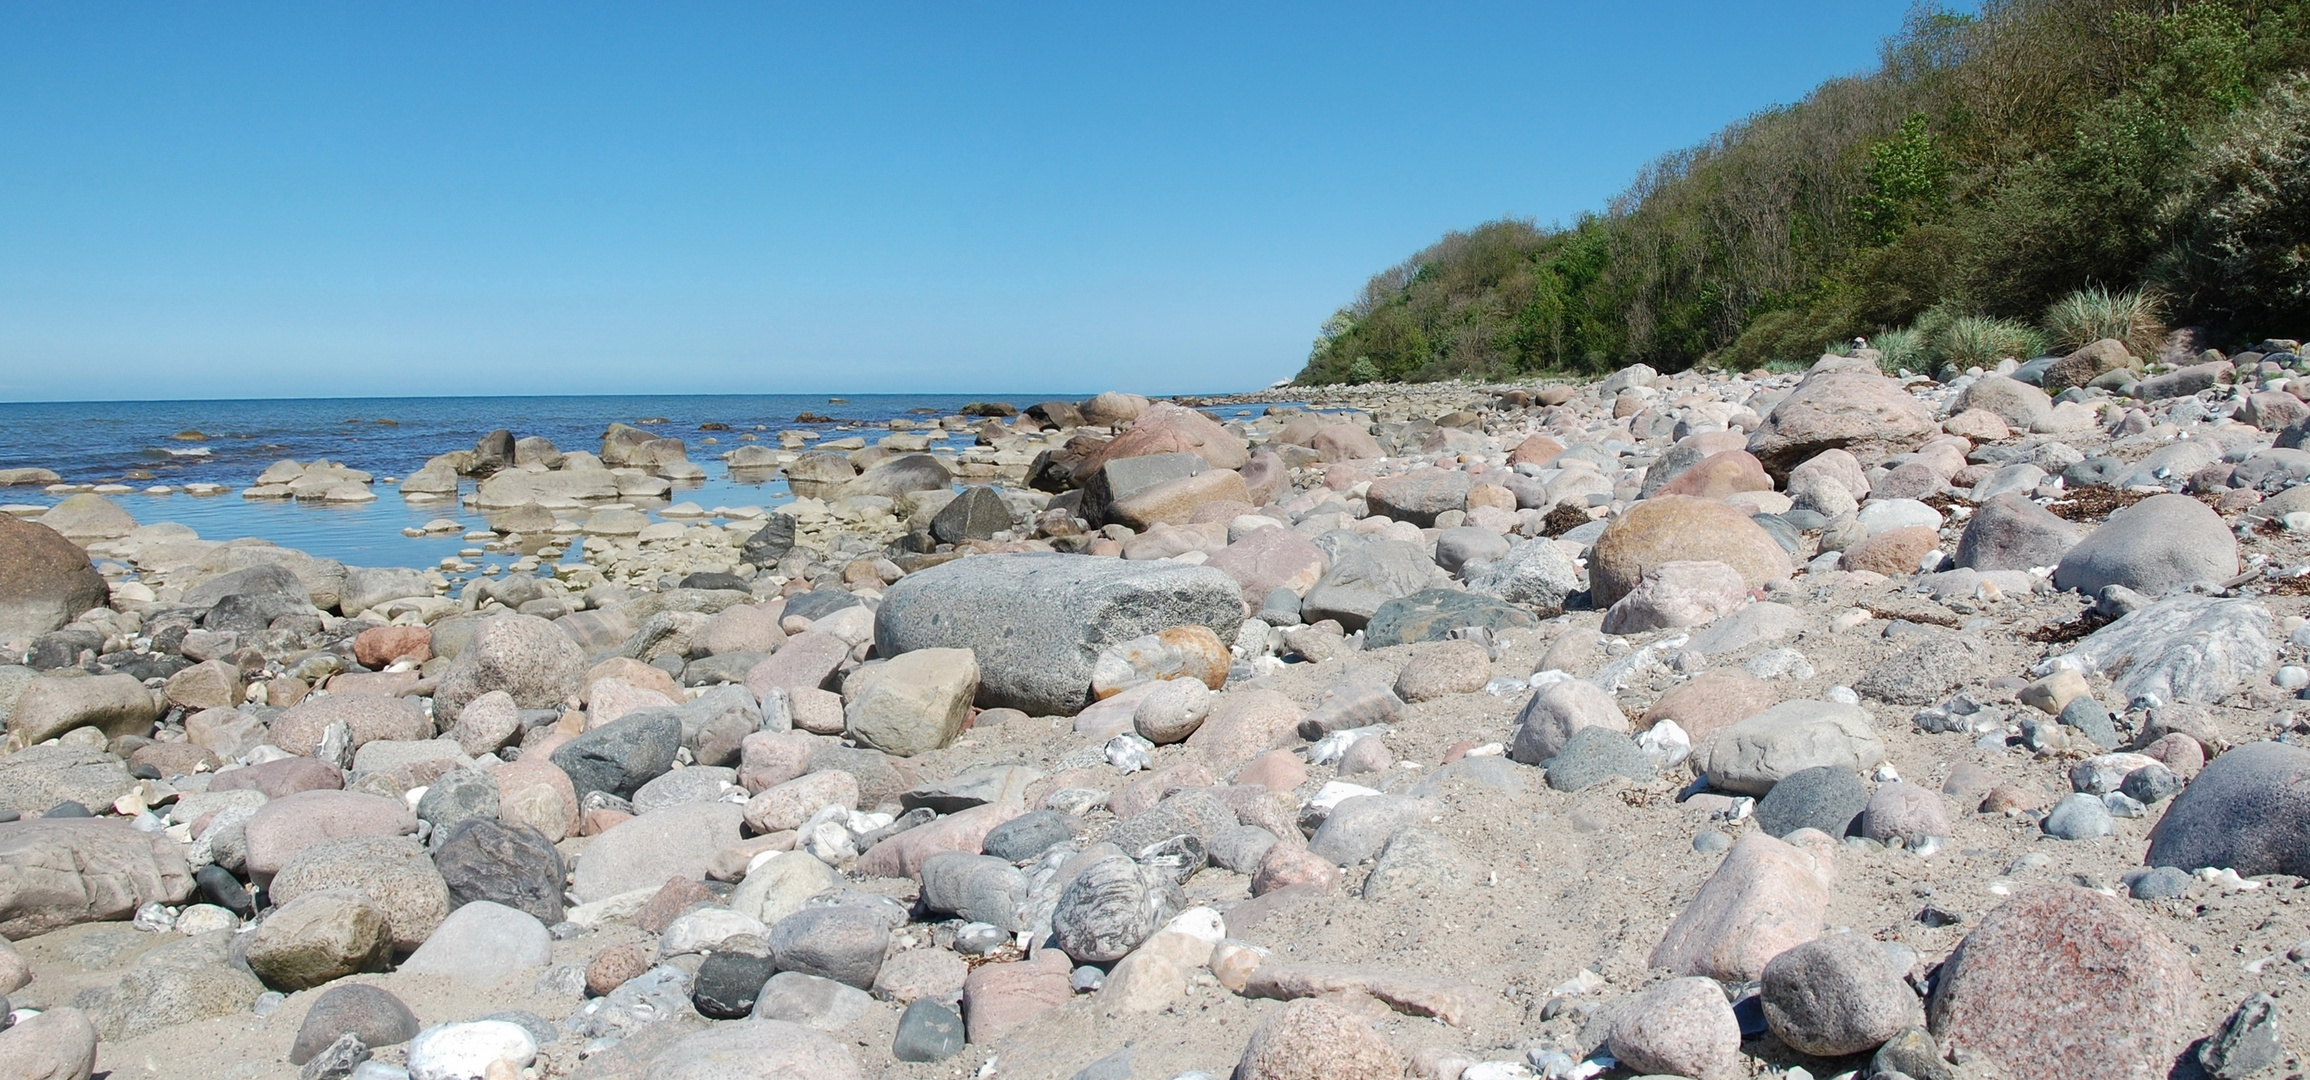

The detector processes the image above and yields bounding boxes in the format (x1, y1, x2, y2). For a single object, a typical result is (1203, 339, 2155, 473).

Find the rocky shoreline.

(1, 345, 2309, 1079)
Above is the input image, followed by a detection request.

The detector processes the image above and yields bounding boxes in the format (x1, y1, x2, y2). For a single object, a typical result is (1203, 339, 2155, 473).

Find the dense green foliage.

(1299, 0, 2310, 384)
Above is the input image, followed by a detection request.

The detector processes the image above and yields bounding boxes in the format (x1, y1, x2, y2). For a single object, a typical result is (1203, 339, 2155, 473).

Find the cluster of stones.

(1, 338, 2309, 1078)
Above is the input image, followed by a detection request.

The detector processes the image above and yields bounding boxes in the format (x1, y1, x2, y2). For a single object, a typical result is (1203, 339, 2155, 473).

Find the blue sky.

(0, 3, 1919, 401)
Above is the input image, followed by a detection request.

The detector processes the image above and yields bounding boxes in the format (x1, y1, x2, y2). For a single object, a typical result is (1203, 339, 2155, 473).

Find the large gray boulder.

(2061, 595, 2273, 705)
(1697, 700, 1888, 796)
(2145, 741, 2310, 877)
(2053, 493, 2236, 596)
(1300, 541, 1449, 630)
(339, 567, 433, 615)
(875, 554, 1242, 716)
(0, 518, 107, 638)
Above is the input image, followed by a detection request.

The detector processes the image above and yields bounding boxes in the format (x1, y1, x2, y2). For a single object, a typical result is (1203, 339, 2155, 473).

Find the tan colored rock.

(1658, 450, 1774, 499)
(1590, 495, 1792, 606)
(1649, 829, 1836, 982)
(1241, 963, 1483, 1027)
(1839, 525, 1939, 575)
(1748, 366, 1937, 477)
(1109, 469, 1253, 529)
(961, 952, 1073, 1044)
(1641, 669, 1777, 744)
(842, 648, 978, 757)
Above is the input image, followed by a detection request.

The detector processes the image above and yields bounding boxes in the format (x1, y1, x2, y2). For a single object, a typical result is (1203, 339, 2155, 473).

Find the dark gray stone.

(289, 983, 417, 1065)
(781, 589, 862, 622)
(2057, 696, 2120, 750)
(692, 949, 778, 1019)
(875, 553, 1242, 716)
(195, 864, 254, 916)
(2201, 992, 2284, 1079)
(432, 818, 566, 926)
(414, 769, 498, 833)
(2146, 740, 2310, 876)
(1754, 766, 1869, 838)
(549, 708, 683, 800)
(740, 514, 797, 566)
(1540, 727, 1656, 792)
(918, 853, 1028, 932)
(893, 999, 964, 1063)
(980, 810, 1072, 862)
(1954, 494, 2081, 572)
(1050, 855, 1181, 964)
(2126, 865, 2194, 900)
(1363, 588, 1540, 648)
(932, 486, 1013, 544)
(2120, 762, 2183, 805)
(1206, 824, 1279, 874)
(768, 904, 889, 989)
(1759, 932, 1924, 1056)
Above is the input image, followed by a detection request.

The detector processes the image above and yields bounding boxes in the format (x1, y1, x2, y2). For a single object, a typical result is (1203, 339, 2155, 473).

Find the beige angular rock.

(1649, 829, 1836, 982)
(8, 675, 161, 744)
(744, 770, 860, 833)
(244, 888, 394, 991)
(842, 648, 978, 757)
(0, 819, 194, 939)
(0, 1005, 97, 1080)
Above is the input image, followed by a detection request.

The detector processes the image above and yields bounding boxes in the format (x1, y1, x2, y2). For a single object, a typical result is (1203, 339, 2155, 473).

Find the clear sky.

(0, 3, 1920, 401)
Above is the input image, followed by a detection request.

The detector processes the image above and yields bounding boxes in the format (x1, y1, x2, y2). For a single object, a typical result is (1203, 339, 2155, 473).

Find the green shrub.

(1345, 357, 1381, 384)
(2041, 286, 2167, 355)
(2158, 72, 2310, 334)
(1872, 326, 1927, 373)
(1935, 315, 2048, 369)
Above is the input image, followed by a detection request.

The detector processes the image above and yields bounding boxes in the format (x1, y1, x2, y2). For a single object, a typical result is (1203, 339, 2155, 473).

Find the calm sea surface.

(0, 394, 1277, 570)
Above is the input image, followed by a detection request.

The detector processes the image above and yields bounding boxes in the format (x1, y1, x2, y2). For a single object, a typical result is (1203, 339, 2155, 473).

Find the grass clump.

(2042, 285, 2166, 355)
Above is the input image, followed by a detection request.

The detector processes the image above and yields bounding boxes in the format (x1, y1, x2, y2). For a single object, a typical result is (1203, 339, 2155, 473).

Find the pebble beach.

(3, 340, 2310, 1080)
